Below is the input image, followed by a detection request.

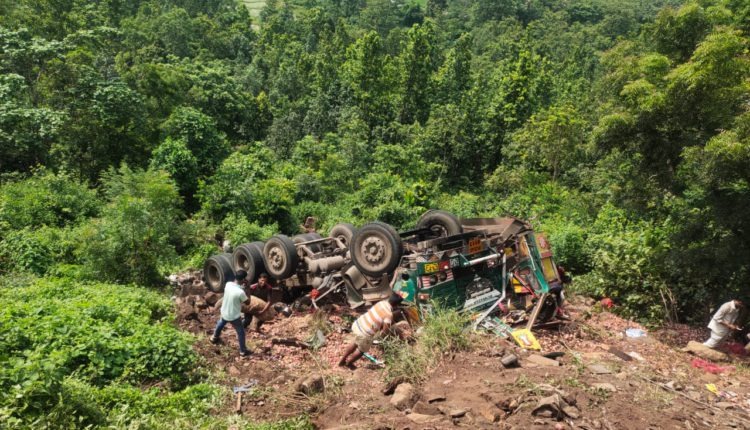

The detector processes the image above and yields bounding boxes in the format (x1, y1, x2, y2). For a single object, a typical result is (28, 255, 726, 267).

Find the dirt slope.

(173, 272, 750, 429)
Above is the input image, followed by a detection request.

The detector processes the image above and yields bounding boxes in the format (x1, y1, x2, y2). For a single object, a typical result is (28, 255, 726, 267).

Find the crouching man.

(338, 293, 404, 369)
(703, 299, 743, 349)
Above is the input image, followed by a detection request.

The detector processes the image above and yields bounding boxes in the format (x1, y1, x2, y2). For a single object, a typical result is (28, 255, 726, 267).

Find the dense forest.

(1, 0, 749, 427)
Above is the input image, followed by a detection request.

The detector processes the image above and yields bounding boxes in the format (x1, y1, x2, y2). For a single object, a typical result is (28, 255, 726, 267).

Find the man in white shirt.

(209, 270, 251, 357)
(703, 299, 744, 349)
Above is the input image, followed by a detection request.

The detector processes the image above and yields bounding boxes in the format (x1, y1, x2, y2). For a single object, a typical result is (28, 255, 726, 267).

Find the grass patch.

(381, 305, 471, 383)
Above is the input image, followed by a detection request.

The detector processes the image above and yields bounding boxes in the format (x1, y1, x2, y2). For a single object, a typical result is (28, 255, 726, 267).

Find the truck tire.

(417, 210, 463, 238)
(263, 234, 299, 280)
(329, 223, 356, 249)
(203, 253, 235, 293)
(232, 241, 266, 282)
(351, 222, 403, 277)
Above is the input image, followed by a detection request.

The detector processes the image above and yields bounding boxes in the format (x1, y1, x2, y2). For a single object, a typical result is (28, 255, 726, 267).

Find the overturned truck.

(203, 210, 566, 326)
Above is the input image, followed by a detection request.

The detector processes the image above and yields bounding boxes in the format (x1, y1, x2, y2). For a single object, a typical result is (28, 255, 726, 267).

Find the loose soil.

(173, 272, 750, 429)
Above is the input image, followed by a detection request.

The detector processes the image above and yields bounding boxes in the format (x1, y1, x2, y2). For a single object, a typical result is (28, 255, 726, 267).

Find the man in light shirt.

(338, 292, 403, 369)
(209, 270, 251, 357)
(703, 299, 744, 349)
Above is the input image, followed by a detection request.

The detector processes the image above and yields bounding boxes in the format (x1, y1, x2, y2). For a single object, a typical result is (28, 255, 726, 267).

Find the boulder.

(390, 383, 415, 410)
(683, 341, 729, 362)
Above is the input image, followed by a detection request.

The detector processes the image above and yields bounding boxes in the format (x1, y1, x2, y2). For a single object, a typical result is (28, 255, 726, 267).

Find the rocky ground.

(172, 272, 750, 429)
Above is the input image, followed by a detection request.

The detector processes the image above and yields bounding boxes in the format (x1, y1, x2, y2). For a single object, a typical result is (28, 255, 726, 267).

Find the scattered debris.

(625, 328, 647, 338)
(532, 394, 580, 420)
(511, 328, 541, 350)
(691, 358, 734, 374)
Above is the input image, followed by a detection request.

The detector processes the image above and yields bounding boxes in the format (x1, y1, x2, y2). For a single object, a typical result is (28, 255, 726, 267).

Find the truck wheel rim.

(359, 235, 391, 271)
(268, 247, 286, 273)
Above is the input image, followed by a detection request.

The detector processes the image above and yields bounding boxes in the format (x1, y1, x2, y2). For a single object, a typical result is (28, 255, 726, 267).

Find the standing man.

(209, 270, 251, 357)
(338, 293, 403, 369)
(703, 299, 744, 349)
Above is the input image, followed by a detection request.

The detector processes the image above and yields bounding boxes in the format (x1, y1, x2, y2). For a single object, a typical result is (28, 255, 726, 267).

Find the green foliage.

(78, 165, 184, 285)
(382, 305, 470, 383)
(0, 169, 100, 235)
(0, 277, 205, 428)
(573, 204, 674, 323)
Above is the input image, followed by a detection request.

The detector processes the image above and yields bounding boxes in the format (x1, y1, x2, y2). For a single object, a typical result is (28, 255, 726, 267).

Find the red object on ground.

(310, 289, 320, 299)
(691, 358, 734, 374)
(600, 298, 614, 309)
(719, 341, 748, 356)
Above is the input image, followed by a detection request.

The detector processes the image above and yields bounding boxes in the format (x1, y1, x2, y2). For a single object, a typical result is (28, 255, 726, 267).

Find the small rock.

(626, 351, 645, 361)
(532, 394, 564, 419)
(614, 372, 628, 380)
(228, 366, 240, 376)
(407, 413, 441, 424)
(204, 291, 220, 306)
(562, 405, 580, 419)
(526, 354, 561, 367)
(390, 383, 415, 410)
(501, 354, 519, 368)
(591, 383, 617, 392)
(449, 408, 467, 418)
(716, 402, 735, 409)
(296, 375, 325, 395)
(348, 401, 360, 410)
(587, 364, 612, 374)
(479, 405, 502, 423)
(426, 393, 446, 403)
(412, 401, 441, 416)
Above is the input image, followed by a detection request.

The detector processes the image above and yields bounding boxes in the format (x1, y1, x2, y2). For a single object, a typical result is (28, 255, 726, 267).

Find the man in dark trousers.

(209, 270, 251, 357)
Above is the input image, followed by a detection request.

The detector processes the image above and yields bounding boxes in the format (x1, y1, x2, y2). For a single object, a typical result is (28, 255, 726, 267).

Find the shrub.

(0, 278, 203, 428)
(0, 168, 100, 236)
(382, 306, 470, 383)
(78, 165, 184, 285)
(572, 203, 674, 323)
(0, 226, 79, 275)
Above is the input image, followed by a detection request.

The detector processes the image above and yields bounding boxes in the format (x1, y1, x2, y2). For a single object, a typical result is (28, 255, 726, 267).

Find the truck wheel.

(329, 223, 356, 248)
(263, 235, 299, 280)
(417, 210, 463, 237)
(351, 222, 403, 277)
(203, 253, 235, 293)
(232, 241, 266, 282)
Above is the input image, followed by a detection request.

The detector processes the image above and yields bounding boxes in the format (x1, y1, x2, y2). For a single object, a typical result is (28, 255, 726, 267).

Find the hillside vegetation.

(1, 0, 750, 426)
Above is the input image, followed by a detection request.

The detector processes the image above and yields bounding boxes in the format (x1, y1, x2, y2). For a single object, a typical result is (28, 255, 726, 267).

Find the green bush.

(572, 203, 673, 323)
(382, 306, 470, 383)
(0, 277, 204, 428)
(221, 213, 278, 245)
(0, 226, 79, 275)
(0, 169, 100, 236)
(77, 165, 184, 285)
